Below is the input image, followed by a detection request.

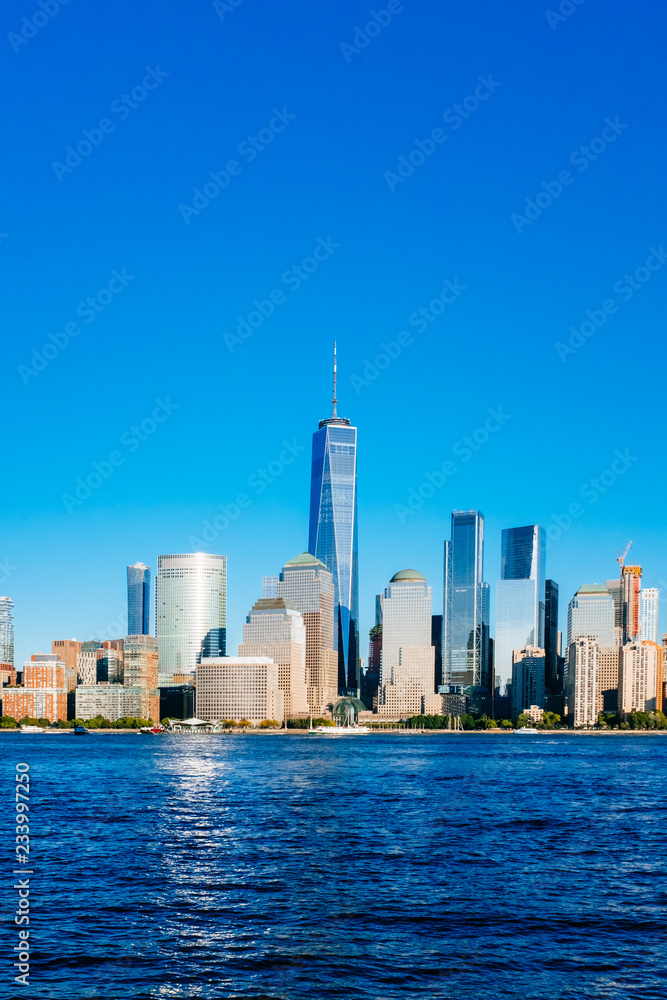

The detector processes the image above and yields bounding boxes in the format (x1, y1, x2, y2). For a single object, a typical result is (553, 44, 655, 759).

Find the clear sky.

(4, 0, 666, 667)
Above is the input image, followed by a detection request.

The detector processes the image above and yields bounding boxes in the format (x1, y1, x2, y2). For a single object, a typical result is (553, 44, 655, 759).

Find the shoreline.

(3, 728, 666, 736)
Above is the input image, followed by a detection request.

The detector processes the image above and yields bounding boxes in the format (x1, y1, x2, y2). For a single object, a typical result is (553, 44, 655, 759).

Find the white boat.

(20, 725, 43, 733)
(514, 727, 540, 734)
(308, 724, 370, 735)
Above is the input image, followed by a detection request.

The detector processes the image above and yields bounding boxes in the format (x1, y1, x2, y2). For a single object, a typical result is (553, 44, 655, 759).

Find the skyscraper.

(544, 580, 559, 692)
(494, 525, 546, 717)
(640, 588, 659, 644)
(377, 569, 435, 716)
(622, 565, 642, 642)
(566, 637, 598, 728)
(276, 552, 338, 715)
(127, 562, 151, 635)
(155, 553, 227, 685)
(567, 585, 615, 647)
(619, 642, 658, 714)
(239, 597, 309, 718)
(511, 647, 546, 719)
(308, 346, 359, 695)
(0, 596, 15, 667)
(442, 510, 490, 709)
(605, 578, 624, 642)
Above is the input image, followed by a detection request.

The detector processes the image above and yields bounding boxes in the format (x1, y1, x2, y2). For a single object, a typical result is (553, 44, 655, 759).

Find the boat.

(307, 720, 370, 736)
(138, 725, 166, 735)
(20, 724, 43, 733)
(514, 727, 540, 734)
(73, 725, 89, 735)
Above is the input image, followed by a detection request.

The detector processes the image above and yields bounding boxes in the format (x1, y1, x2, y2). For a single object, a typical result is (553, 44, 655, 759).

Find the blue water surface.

(2, 732, 667, 999)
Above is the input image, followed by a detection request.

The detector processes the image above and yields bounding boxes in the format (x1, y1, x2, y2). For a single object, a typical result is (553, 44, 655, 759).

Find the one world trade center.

(308, 347, 360, 695)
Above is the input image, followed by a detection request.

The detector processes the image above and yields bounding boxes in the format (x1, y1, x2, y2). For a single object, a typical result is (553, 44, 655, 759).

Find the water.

(3, 732, 667, 999)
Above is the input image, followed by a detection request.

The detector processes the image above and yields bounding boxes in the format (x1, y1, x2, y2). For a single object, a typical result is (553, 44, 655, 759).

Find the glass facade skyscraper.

(127, 562, 151, 635)
(442, 511, 490, 710)
(494, 525, 546, 717)
(0, 596, 14, 666)
(308, 359, 359, 695)
(155, 553, 226, 685)
(567, 584, 615, 648)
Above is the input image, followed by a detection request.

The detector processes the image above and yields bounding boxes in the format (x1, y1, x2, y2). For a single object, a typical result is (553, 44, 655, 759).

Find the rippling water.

(3, 732, 667, 999)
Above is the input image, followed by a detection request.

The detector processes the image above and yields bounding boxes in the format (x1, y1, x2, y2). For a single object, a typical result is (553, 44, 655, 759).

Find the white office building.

(640, 588, 659, 644)
(196, 657, 284, 725)
(619, 642, 658, 714)
(566, 637, 598, 727)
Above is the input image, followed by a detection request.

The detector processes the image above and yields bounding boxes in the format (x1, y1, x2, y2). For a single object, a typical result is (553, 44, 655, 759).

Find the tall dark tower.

(308, 345, 360, 695)
(544, 580, 559, 692)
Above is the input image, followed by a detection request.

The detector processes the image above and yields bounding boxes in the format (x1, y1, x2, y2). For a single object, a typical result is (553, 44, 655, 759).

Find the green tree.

(0, 715, 18, 728)
(516, 712, 531, 729)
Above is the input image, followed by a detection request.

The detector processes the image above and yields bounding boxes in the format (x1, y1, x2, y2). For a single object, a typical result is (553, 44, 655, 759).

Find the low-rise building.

(196, 657, 284, 725)
(75, 683, 159, 722)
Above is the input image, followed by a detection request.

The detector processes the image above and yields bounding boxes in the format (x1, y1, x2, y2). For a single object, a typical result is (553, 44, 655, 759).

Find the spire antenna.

(332, 341, 338, 418)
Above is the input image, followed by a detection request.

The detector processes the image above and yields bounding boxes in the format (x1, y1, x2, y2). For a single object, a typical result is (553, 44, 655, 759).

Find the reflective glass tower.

(155, 553, 226, 685)
(442, 511, 490, 710)
(494, 525, 546, 717)
(308, 346, 359, 695)
(567, 584, 615, 647)
(127, 562, 151, 635)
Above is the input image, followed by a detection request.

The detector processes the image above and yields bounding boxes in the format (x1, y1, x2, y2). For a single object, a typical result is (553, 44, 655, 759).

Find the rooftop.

(390, 569, 426, 583)
(284, 551, 328, 570)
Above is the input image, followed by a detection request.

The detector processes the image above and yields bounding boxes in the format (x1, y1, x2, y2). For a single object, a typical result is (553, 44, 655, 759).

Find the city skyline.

(5, 3, 666, 677)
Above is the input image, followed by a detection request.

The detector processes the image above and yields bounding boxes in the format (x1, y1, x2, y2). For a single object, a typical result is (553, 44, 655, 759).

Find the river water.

(3, 732, 666, 999)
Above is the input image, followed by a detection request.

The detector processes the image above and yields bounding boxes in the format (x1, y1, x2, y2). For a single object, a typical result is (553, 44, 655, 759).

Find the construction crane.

(617, 541, 632, 572)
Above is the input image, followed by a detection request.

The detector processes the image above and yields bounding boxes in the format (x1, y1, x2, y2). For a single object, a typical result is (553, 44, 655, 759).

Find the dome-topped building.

(390, 569, 426, 583)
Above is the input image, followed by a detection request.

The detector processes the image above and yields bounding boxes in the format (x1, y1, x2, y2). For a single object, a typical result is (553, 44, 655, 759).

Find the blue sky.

(3, 0, 666, 666)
